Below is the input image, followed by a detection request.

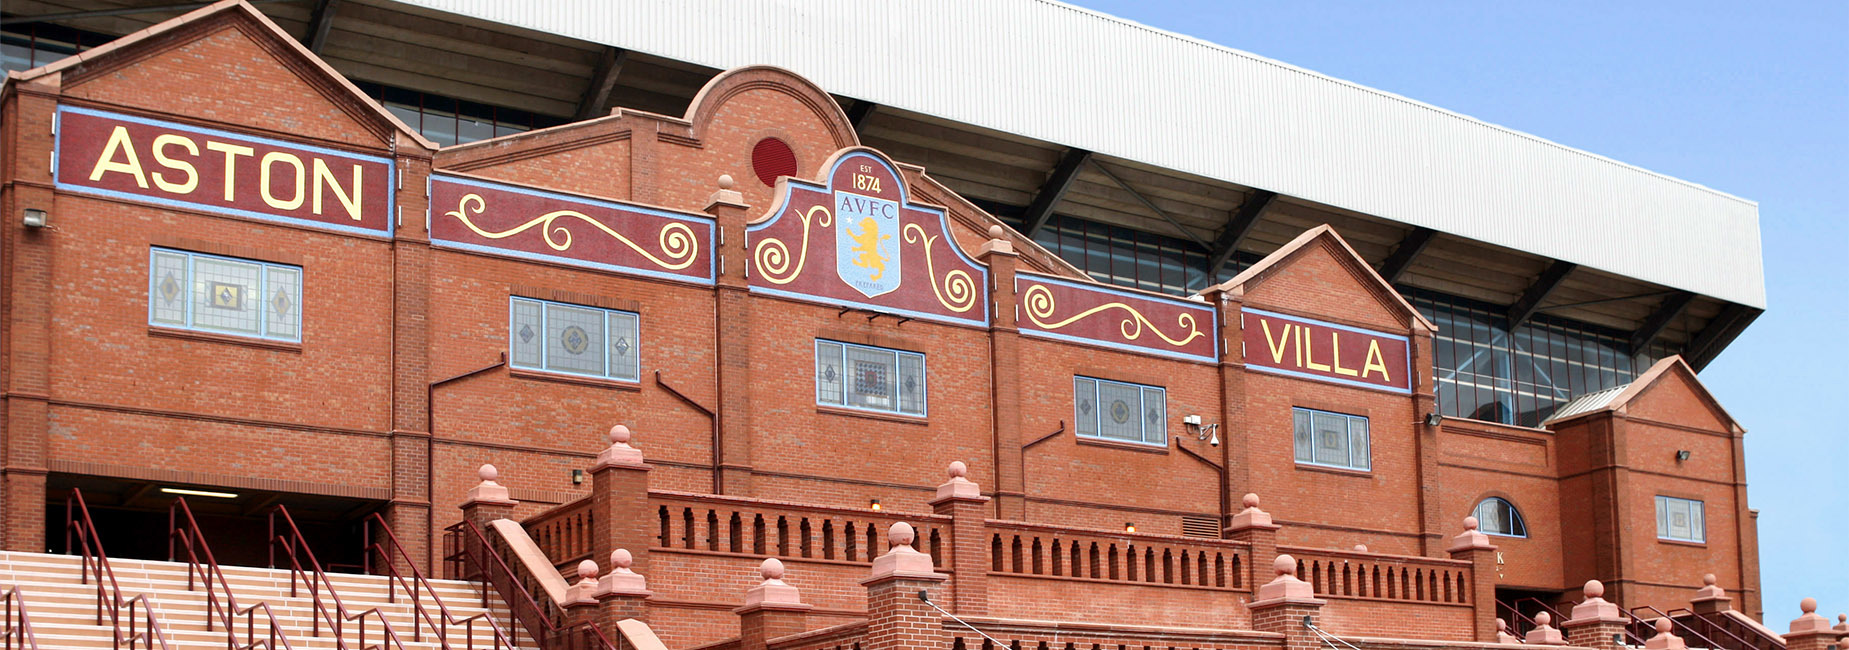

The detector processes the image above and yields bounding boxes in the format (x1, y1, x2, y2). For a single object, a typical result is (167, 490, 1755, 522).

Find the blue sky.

(1065, 0, 1849, 622)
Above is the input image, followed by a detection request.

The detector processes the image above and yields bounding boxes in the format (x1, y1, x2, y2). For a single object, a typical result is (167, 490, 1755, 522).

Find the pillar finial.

(594, 424, 646, 468)
(740, 557, 807, 609)
(464, 463, 515, 505)
(933, 461, 984, 502)
(1226, 492, 1275, 531)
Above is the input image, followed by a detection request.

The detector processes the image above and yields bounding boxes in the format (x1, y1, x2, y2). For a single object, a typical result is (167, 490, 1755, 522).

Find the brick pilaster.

(979, 230, 1026, 519)
(1207, 289, 1246, 527)
(1224, 493, 1280, 591)
(2, 78, 60, 554)
(707, 179, 755, 495)
(862, 523, 949, 650)
(930, 461, 991, 615)
(1411, 326, 1445, 556)
(389, 144, 435, 573)
(1447, 516, 1501, 642)
(590, 425, 653, 578)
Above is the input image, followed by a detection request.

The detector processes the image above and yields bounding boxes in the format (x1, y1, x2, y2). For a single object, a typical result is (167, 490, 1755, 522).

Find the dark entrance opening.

(1497, 586, 1569, 635)
(47, 473, 383, 571)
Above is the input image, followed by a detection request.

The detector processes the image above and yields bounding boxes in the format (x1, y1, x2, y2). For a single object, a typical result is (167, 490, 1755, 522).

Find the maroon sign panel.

(1242, 308, 1411, 394)
(1016, 273, 1218, 363)
(429, 173, 714, 284)
(747, 150, 989, 327)
(55, 106, 393, 236)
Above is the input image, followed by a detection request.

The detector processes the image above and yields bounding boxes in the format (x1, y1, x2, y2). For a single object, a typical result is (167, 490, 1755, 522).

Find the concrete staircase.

(0, 550, 531, 650)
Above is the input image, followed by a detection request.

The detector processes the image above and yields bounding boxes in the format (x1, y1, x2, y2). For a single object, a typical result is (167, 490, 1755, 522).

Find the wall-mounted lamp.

(571, 469, 585, 485)
(1423, 413, 1444, 427)
(869, 498, 882, 512)
(22, 208, 47, 229)
(1124, 522, 1136, 534)
(1674, 450, 1692, 462)
(1182, 415, 1220, 447)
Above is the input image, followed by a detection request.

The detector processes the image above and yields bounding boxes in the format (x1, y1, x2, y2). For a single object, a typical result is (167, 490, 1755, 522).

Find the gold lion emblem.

(846, 217, 892, 280)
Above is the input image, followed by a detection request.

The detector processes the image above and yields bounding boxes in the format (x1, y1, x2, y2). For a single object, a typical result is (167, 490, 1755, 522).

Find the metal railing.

(168, 497, 294, 650)
(362, 513, 516, 650)
(443, 519, 615, 650)
(268, 505, 409, 650)
(65, 488, 172, 650)
(1672, 608, 1785, 650)
(0, 587, 42, 650)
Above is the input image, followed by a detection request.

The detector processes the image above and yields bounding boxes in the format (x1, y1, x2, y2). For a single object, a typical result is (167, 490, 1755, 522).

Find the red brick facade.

(0, 2, 1765, 647)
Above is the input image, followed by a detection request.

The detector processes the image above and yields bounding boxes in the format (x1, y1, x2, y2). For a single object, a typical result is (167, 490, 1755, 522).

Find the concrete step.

(0, 550, 535, 650)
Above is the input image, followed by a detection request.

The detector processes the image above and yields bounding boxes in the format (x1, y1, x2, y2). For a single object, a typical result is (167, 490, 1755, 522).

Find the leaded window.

(1293, 407, 1370, 471)
(815, 340, 925, 417)
(509, 297, 640, 381)
(1472, 497, 1528, 537)
(1655, 496, 1705, 543)
(1074, 376, 1166, 446)
(148, 248, 302, 342)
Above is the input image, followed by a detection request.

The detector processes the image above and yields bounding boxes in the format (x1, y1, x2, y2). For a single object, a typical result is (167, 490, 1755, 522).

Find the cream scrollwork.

(902, 223, 977, 314)
(1022, 283, 1205, 347)
(444, 193, 698, 270)
(752, 205, 832, 285)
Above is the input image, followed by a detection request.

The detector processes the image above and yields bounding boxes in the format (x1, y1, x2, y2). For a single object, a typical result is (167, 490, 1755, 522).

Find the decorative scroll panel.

(1015, 273, 1218, 363)
(429, 173, 714, 284)
(1243, 308, 1410, 394)
(55, 106, 394, 236)
(747, 150, 989, 327)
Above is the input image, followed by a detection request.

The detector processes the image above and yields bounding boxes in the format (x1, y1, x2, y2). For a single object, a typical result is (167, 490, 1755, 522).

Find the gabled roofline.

(1203, 224, 1437, 332)
(12, 0, 438, 151)
(1543, 355, 1745, 433)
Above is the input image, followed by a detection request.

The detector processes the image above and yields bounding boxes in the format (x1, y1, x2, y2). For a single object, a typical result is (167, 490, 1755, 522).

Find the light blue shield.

(834, 191, 902, 297)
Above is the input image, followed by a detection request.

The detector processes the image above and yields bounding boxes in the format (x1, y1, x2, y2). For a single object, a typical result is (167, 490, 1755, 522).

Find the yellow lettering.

(88, 126, 148, 188)
(206, 141, 254, 201)
(1295, 324, 1305, 367)
(1331, 331, 1359, 376)
(1261, 320, 1293, 364)
(150, 134, 199, 195)
(259, 151, 305, 210)
(1303, 326, 1331, 372)
(1363, 340, 1392, 383)
(312, 159, 363, 221)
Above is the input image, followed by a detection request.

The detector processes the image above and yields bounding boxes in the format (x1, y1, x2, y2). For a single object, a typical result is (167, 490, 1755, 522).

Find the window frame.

(1072, 375, 1168, 448)
(1654, 495, 1706, 543)
(147, 247, 303, 343)
(507, 296, 642, 383)
(1471, 497, 1529, 538)
(814, 339, 928, 418)
(1291, 407, 1372, 472)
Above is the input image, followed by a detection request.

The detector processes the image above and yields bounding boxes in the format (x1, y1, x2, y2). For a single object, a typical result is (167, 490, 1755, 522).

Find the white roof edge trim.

(389, 0, 1767, 309)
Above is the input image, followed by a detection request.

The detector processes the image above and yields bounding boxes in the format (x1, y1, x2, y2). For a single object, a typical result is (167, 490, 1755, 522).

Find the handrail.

(444, 519, 615, 650)
(168, 497, 294, 650)
(267, 504, 409, 650)
(1, 587, 42, 650)
(1633, 606, 1752, 650)
(1673, 607, 1781, 650)
(1496, 598, 1540, 637)
(65, 488, 173, 650)
(363, 513, 516, 649)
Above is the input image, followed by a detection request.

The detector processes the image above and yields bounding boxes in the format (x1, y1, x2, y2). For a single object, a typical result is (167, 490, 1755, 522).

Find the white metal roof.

(1542, 384, 1629, 424)
(395, 0, 1766, 309)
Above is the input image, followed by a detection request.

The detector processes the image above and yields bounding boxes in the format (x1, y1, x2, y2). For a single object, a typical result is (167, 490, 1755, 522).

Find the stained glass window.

(815, 340, 925, 417)
(148, 248, 301, 342)
(509, 297, 640, 381)
(1073, 376, 1166, 446)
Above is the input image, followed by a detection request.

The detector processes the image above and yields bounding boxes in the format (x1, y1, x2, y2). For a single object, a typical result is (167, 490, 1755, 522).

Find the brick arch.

(685, 66, 860, 153)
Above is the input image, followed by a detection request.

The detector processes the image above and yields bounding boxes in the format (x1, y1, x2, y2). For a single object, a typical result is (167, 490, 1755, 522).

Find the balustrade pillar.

(1783, 598, 1842, 650)
(863, 523, 949, 650)
(1447, 516, 1500, 642)
(738, 558, 811, 650)
(1247, 554, 1326, 650)
(1224, 493, 1279, 591)
(1561, 580, 1630, 650)
(597, 548, 653, 629)
(930, 461, 990, 615)
(591, 425, 653, 579)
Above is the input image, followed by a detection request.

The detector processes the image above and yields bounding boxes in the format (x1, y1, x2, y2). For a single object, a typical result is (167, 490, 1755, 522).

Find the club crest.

(834, 191, 902, 297)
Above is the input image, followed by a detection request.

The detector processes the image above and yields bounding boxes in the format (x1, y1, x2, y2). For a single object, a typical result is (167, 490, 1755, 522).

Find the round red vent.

(751, 138, 797, 187)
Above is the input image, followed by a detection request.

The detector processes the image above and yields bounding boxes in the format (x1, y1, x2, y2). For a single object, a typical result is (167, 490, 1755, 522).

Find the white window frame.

(1073, 376, 1168, 447)
(508, 297, 641, 382)
(814, 340, 927, 417)
(1472, 497, 1529, 538)
(1292, 407, 1371, 471)
(147, 247, 302, 343)
(1655, 496, 1706, 543)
